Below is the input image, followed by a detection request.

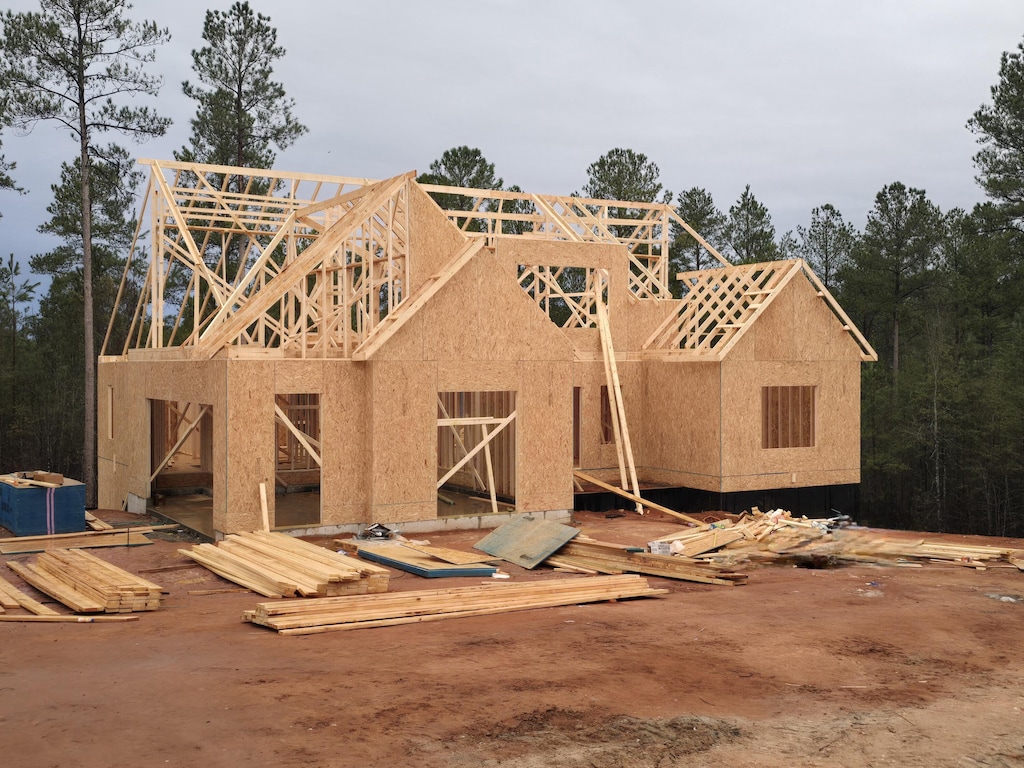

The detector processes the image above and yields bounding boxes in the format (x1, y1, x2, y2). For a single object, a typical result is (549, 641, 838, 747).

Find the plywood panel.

(516, 360, 573, 513)
(370, 360, 436, 516)
(408, 183, 469, 293)
(274, 359, 326, 394)
(639, 360, 722, 481)
(320, 361, 370, 526)
(224, 361, 276, 533)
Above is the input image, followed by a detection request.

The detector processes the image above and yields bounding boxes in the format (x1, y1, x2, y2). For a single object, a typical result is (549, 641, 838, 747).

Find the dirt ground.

(2, 509, 1023, 768)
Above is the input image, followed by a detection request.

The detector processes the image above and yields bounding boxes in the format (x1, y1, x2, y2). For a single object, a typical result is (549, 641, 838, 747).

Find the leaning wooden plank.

(0, 614, 139, 623)
(474, 514, 579, 569)
(0, 571, 61, 615)
(572, 470, 704, 525)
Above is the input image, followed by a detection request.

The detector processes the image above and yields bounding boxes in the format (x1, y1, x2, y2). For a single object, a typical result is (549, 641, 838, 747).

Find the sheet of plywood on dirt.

(515, 360, 574, 513)
(639, 360, 722, 485)
(369, 360, 437, 523)
(224, 360, 277, 533)
(474, 514, 579, 568)
(408, 182, 471, 294)
(352, 541, 497, 578)
(319, 361, 371, 526)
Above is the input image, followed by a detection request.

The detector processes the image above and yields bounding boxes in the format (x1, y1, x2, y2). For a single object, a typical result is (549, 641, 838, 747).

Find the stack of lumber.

(0, 571, 60, 615)
(545, 537, 748, 586)
(651, 509, 1024, 570)
(180, 531, 390, 598)
(244, 574, 667, 635)
(7, 548, 162, 613)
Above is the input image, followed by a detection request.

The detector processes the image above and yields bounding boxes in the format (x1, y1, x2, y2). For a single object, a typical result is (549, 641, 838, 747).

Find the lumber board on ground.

(0, 529, 156, 555)
(9, 549, 162, 613)
(351, 542, 498, 578)
(0, 614, 139, 623)
(246, 575, 666, 635)
(547, 539, 747, 586)
(180, 531, 389, 599)
(400, 542, 500, 565)
(0, 572, 60, 615)
(572, 470, 704, 525)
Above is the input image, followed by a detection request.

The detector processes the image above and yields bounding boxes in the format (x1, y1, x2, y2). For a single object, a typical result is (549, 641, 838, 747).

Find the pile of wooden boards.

(181, 531, 389, 598)
(651, 509, 1024, 570)
(545, 537, 748, 585)
(7, 548, 162, 613)
(244, 574, 667, 635)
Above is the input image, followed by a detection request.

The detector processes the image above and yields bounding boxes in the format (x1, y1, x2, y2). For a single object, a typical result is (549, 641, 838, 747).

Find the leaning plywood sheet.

(352, 541, 498, 578)
(474, 514, 579, 569)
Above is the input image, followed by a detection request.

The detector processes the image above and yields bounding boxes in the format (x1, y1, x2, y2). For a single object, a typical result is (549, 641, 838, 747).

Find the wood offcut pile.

(6, 548, 162, 613)
(244, 574, 667, 635)
(544, 537, 748, 585)
(651, 508, 1024, 571)
(180, 531, 390, 598)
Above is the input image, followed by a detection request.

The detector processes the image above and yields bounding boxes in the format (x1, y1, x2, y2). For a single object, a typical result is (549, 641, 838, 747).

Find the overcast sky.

(1, 0, 1022, 283)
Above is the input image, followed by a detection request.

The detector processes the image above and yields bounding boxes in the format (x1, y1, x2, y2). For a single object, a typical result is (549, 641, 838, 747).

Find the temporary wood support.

(273, 404, 322, 467)
(593, 272, 641, 512)
(438, 415, 516, 493)
(436, 397, 488, 492)
(572, 470, 703, 525)
(150, 404, 211, 482)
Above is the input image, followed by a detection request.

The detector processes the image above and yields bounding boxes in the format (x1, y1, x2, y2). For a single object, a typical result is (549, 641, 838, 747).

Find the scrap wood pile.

(180, 531, 390, 598)
(244, 574, 666, 635)
(651, 509, 1024, 570)
(4, 548, 162, 614)
(544, 537, 748, 585)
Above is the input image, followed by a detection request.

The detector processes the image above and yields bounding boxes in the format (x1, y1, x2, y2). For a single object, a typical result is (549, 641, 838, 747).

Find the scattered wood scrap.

(180, 531, 389, 599)
(545, 537, 747, 586)
(244, 574, 667, 635)
(85, 512, 115, 531)
(7, 548, 162, 613)
(650, 509, 1024, 570)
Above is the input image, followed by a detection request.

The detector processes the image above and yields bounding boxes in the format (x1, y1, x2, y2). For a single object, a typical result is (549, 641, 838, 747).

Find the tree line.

(1, 1, 1022, 536)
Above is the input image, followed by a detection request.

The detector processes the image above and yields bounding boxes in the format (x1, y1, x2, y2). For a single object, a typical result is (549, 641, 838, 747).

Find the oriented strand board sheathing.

(408, 183, 471, 293)
(318, 362, 370, 526)
(226, 361, 277, 532)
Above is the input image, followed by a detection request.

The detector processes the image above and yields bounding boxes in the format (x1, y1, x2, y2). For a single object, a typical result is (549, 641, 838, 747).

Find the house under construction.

(97, 160, 876, 538)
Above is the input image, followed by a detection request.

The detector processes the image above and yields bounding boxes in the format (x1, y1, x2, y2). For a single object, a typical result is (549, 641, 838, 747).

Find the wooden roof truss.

(107, 161, 414, 359)
(419, 183, 729, 300)
(643, 259, 877, 361)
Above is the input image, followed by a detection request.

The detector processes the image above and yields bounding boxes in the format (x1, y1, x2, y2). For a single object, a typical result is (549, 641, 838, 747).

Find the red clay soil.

(2, 509, 1023, 768)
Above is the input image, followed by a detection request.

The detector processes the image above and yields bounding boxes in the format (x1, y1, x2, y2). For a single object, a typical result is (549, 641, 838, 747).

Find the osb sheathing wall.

(97, 357, 228, 520)
(719, 277, 864, 492)
(369, 245, 576, 521)
(407, 183, 470, 291)
(640, 361, 723, 491)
